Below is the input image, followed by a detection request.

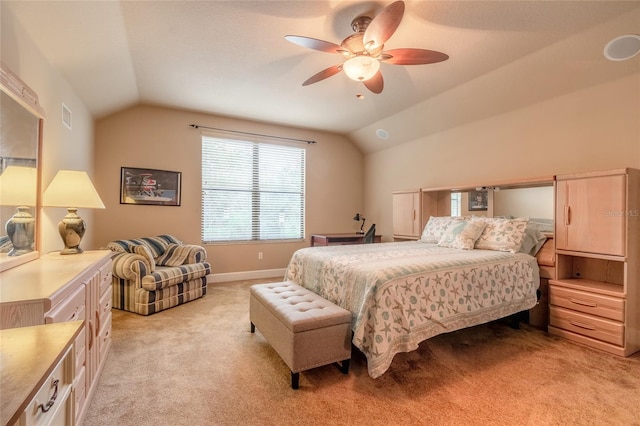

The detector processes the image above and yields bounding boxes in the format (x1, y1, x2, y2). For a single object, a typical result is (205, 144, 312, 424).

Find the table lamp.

(0, 166, 37, 256)
(353, 213, 366, 234)
(42, 170, 105, 255)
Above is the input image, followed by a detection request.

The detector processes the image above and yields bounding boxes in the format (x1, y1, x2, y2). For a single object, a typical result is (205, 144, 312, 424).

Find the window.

(201, 136, 305, 243)
(451, 192, 462, 216)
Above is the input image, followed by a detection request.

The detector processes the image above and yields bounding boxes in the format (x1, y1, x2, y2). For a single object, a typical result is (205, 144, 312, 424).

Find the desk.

(310, 233, 382, 247)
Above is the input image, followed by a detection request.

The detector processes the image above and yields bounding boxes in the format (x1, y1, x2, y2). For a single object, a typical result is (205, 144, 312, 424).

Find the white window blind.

(201, 136, 305, 243)
(451, 192, 462, 216)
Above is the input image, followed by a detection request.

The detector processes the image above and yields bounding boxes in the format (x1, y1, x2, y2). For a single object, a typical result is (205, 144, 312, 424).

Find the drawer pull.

(37, 379, 59, 413)
(569, 320, 596, 331)
(569, 298, 597, 308)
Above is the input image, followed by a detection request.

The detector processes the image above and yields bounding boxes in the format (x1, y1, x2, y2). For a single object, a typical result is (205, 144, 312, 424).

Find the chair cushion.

(141, 262, 212, 291)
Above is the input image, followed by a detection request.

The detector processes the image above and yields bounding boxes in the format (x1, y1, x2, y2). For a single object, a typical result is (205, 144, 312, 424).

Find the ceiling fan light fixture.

(343, 55, 380, 81)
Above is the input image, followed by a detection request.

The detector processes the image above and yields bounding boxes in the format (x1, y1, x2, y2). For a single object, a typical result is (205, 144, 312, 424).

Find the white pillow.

(472, 217, 529, 253)
(438, 220, 487, 250)
(421, 216, 461, 243)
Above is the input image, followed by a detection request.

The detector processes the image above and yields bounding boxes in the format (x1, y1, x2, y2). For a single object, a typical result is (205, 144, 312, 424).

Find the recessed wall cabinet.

(392, 189, 452, 240)
(0, 251, 113, 425)
(392, 190, 422, 240)
(549, 168, 640, 356)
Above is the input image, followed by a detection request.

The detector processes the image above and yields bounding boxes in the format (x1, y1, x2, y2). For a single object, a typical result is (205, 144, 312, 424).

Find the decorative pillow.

(421, 216, 462, 243)
(127, 244, 155, 272)
(155, 243, 190, 267)
(519, 223, 548, 256)
(438, 220, 487, 250)
(473, 217, 529, 253)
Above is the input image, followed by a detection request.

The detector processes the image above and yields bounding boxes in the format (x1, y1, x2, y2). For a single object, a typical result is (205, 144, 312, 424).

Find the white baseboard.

(209, 268, 286, 284)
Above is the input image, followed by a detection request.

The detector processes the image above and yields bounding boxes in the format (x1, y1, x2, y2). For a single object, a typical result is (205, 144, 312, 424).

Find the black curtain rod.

(189, 124, 316, 145)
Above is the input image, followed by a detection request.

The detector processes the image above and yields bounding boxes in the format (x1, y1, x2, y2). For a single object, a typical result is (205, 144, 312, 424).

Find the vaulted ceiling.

(4, 1, 638, 153)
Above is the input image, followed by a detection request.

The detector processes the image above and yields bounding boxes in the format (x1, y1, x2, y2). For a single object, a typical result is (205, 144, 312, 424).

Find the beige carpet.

(85, 280, 640, 426)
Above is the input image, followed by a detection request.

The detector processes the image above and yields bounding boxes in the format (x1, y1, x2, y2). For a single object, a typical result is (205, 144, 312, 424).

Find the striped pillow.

(155, 243, 190, 267)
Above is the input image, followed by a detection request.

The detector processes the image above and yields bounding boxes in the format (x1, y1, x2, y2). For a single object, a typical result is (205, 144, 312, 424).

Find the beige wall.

(364, 72, 640, 241)
(1, 5, 98, 256)
(5, 2, 638, 279)
(94, 105, 363, 276)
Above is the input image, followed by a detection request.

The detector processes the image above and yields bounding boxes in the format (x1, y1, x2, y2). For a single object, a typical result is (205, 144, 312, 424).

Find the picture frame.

(120, 167, 181, 206)
(468, 190, 488, 211)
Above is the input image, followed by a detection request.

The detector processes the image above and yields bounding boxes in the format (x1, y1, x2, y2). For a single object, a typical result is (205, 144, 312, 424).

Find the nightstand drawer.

(549, 285, 624, 321)
(550, 306, 624, 346)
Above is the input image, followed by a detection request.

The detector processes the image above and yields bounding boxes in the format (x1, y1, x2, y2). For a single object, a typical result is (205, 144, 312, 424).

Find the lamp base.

(58, 208, 86, 255)
(5, 206, 35, 256)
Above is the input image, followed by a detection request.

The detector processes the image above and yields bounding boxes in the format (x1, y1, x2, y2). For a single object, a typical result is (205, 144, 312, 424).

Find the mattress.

(285, 241, 540, 378)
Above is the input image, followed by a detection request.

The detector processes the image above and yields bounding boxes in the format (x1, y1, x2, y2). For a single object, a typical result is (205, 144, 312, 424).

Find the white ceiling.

(4, 1, 639, 153)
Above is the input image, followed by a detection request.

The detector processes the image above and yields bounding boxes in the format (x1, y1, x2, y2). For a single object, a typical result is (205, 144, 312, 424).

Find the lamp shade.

(42, 170, 105, 209)
(0, 166, 37, 206)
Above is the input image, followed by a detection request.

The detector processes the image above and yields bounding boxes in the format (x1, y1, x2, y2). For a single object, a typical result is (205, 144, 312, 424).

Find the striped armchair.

(107, 235, 211, 315)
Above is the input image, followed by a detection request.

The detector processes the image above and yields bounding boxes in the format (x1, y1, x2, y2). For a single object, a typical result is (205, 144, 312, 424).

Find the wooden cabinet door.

(556, 174, 626, 256)
(393, 192, 420, 238)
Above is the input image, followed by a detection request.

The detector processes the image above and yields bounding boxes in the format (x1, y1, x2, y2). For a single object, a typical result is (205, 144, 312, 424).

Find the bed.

(284, 216, 545, 378)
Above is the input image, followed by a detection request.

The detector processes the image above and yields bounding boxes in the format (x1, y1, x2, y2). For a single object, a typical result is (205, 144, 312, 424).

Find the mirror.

(452, 185, 554, 220)
(0, 64, 45, 272)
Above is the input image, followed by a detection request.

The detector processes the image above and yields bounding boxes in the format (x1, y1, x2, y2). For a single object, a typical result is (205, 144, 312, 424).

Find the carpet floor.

(84, 280, 640, 426)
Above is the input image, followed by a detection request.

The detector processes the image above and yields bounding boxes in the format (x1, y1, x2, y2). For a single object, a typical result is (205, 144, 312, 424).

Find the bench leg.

(291, 372, 299, 389)
(250, 322, 255, 333)
(334, 359, 350, 374)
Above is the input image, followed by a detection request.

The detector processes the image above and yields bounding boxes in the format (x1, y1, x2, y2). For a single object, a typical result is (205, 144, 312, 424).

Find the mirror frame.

(0, 63, 45, 272)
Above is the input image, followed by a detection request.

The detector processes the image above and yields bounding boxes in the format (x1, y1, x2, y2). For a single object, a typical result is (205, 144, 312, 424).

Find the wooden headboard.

(536, 233, 556, 280)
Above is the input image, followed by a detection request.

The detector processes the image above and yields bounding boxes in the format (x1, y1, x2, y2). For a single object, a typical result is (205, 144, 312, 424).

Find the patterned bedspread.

(284, 241, 540, 378)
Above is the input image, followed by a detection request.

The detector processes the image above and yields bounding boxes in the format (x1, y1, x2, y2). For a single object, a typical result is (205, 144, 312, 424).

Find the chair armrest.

(111, 251, 154, 283)
(181, 244, 208, 264)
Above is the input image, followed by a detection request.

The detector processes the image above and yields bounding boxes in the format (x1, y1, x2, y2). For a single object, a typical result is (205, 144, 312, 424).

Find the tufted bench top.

(250, 282, 351, 333)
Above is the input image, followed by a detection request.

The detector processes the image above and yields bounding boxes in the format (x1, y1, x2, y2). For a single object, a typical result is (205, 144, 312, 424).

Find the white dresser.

(0, 250, 113, 425)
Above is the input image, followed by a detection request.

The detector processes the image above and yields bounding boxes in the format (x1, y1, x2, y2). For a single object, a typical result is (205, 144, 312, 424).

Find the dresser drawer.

(99, 287, 113, 321)
(74, 365, 86, 422)
(75, 325, 86, 371)
(21, 346, 74, 426)
(45, 284, 86, 324)
(549, 285, 624, 322)
(550, 306, 624, 346)
(98, 311, 112, 361)
(99, 263, 112, 296)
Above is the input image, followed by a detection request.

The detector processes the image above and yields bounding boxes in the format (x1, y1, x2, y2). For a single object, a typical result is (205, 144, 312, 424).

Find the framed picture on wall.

(468, 190, 488, 211)
(120, 167, 181, 206)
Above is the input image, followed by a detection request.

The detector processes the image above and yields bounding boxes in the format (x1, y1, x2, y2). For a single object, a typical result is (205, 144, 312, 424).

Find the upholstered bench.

(249, 282, 352, 389)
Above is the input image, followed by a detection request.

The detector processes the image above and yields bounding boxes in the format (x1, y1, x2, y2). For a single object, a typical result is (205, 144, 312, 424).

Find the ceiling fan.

(285, 1, 449, 94)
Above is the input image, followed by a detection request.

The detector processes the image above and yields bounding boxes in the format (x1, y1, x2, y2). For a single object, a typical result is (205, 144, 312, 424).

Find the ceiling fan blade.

(285, 35, 344, 54)
(363, 71, 384, 94)
(381, 48, 449, 65)
(302, 65, 343, 86)
(363, 1, 405, 50)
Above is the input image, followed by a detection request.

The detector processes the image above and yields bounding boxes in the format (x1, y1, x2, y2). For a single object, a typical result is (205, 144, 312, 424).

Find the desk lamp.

(353, 213, 366, 234)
